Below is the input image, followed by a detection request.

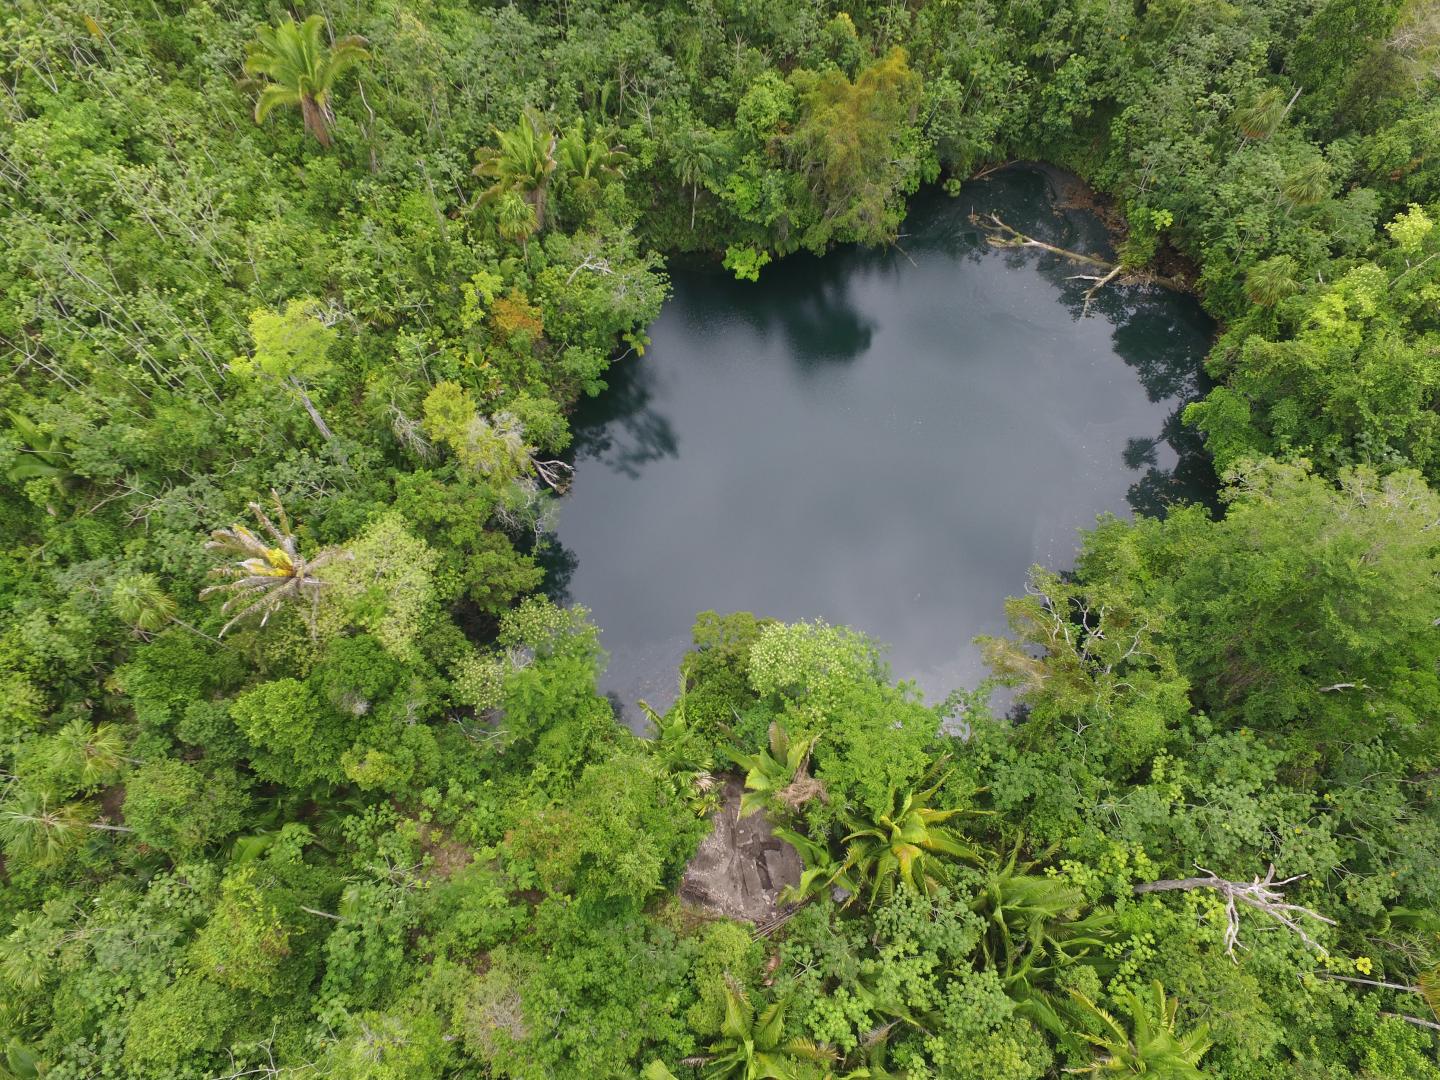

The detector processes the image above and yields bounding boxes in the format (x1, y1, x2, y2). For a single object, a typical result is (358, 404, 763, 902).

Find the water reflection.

(536, 532, 579, 606)
(549, 165, 1216, 721)
(692, 254, 878, 367)
(567, 345, 680, 479)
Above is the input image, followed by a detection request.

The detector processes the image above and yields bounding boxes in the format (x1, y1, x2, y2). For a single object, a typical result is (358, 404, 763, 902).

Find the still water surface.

(543, 167, 1214, 720)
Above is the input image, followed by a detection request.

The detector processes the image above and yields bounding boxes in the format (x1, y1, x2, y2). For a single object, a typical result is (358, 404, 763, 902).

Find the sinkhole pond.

(541, 166, 1215, 722)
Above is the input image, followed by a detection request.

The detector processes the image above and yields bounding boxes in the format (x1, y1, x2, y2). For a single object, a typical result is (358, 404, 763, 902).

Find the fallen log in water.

(968, 211, 1186, 312)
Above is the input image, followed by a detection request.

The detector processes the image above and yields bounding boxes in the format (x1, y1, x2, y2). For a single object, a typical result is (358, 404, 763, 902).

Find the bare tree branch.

(1134, 864, 1336, 961)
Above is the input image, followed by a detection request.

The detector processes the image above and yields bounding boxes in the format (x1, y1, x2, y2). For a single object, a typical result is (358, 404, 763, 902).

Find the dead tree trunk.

(1134, 864, 1336, 961)
(969, 212, 1185, 313)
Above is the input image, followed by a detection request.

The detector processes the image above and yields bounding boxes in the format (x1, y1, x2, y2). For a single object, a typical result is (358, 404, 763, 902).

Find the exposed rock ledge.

(679, 777, 801, 924)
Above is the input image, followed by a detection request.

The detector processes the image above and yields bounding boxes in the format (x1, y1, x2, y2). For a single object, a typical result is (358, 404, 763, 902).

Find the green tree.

(317, 513, 441, 661)
(190, 865, 296, 994)
(787, 48, 923, 248)
(245, 15, 370, 148)
(232, 300, 341, 443)
(229, 677, 351, 786)
(474, 110, 559, 231)
(837, 772, 983, 908)
(1065, 982, 1211, 1078)
(1081, 461, 1440, 754)
(700, 981, 838, 1079)
(123, 760, 249, 858)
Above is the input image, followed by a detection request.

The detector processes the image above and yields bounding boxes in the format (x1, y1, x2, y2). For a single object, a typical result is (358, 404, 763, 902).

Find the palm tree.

(729, 723, 824, 817)
(1066, 981, 1211, 1078)
(775, 824, 858, 905)
(48, 719, 127, 792)
(245, 15, 370, 149)
(639, 684, 720, 817)
(1281, 159, 1330, 209)
(557, 121, 626, 204)
(1244, 255, 1299, 307)
(200, 494, 342, 636)
(494, 191, 539, 253)
(110, 572, 227, 646)
(1233, 87, 1286, 144)
(837, 770, 983, 908)
(672, 128, 719, 231)
(701, 980, 838, 1079)
(972, 848, 1113, 990)
(0, 790, 133, 864)
(5, 411, 77, 496)
(473, 110, 559, 231)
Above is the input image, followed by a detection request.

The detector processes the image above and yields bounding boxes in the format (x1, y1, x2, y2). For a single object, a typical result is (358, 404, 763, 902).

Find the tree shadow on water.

(1043, 262, 1219, 519)
(568, 350, 680, 479)
(1124, 403, 1222, 519)
(695, 251, 878, 369)
(535, 532, 579, 606)
(1106, 289, 1220, 517)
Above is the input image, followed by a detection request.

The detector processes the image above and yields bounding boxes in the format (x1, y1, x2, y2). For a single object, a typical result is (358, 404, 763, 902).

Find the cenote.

(542, 166, 1215, 721)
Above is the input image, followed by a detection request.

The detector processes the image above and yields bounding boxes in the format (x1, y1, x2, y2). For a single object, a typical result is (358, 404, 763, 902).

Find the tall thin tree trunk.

(301, 94, 333, 148)
(288, 376, 335, 441)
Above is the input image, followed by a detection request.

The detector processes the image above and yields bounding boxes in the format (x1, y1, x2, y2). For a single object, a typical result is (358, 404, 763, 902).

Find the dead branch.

(1382, 1011, 1440, 1033)
(1316, 973, 1420, 993)
(1134, 864, 1336, 961)
(969, 160, 1016, 181)
(531, 456, 573, 492)
(566, 254, 615, 285)
(1077, 265, 1125, 315)
(752, 902, 808, 940)
(971, 211, 1113, 268)
(969, 212, 1185, 306)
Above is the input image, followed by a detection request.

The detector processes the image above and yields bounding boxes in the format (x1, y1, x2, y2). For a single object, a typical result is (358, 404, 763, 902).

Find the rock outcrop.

(679, 777, 802, 923)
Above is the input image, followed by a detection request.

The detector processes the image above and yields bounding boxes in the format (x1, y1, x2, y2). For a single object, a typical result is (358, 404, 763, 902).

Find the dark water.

(543, 167, 1214, 721)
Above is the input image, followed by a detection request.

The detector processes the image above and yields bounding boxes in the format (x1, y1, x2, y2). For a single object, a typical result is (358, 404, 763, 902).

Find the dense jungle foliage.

(3, 0, 1440, 1076)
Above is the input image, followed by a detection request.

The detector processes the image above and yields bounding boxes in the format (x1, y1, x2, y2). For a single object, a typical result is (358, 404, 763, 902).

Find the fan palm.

(245, 15, 369, 148)
(1233, 87, 1286, 143)
(474, 110, 559, 231)
(1281, 159, 1330, 209)
(729, 723, 824, 818)
(1067, 981, 1211, 1077)
(110, 571, 226, 646)
(49, 719, 127, 792)
(0, 790, 133, 864)
(1243, 255, 1299, 307)
(200, 494, 342, 636)
(494, 191, 539, 252)
(974, 846, 1113, 989)
(701, 980, 838, 1080)
(838, 770, 983, 908)
(557, 121, 626, 203)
